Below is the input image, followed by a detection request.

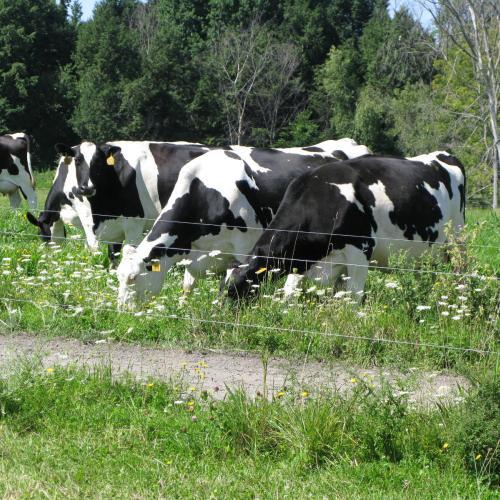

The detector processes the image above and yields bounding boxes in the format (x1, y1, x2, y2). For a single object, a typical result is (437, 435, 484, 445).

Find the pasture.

(0, 170, 499, 496)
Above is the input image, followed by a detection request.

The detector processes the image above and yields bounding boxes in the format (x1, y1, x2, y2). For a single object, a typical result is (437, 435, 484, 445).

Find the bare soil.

(0, 333, 469, 405)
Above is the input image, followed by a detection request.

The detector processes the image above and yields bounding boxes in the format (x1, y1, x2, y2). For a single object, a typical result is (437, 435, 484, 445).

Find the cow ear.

(26, 212, 40, 227)
(55, 143, 75, 157)
(100, 145, 121, 166)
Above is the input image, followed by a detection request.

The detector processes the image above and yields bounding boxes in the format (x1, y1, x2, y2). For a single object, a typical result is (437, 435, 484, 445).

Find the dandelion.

(350, 378, 358, 384)
(188, 386, 196, 392)
(300, 391, 309, 398)
(146, 383, 154, 388)
(46, 367, 54, 374)
(442, 442, 449, 450)
(276, 391, 285, 398)
(475, 454, 482, 461)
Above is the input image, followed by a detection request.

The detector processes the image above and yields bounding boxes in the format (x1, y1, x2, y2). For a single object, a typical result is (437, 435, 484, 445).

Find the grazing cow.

(116, 139, 372, 306)
(0, 133, 37, 209)
(224, 152, 466, 300)
(27, 141, 211, 265)
(27, 152, 97, 247)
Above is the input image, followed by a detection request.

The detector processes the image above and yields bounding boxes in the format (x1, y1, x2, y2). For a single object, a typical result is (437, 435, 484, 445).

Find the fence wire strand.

(0, 229, 498, 281)
(1, 203, 499, 251)
(0, 296, 497, 356)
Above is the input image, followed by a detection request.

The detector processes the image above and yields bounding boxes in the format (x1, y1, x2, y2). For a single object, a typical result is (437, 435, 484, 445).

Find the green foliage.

(315, 41, 362, 138)
(0, 364, 497, 496)
(0, 0, 78, 164)
(275, 110, 321, 147)
(354, 86, 396, 153)
(71, 0, 141, 142)
(451, 377, 500, 486)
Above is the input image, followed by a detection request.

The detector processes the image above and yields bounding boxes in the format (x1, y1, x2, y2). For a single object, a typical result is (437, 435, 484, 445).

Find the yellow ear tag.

(255, 267, 267, 275)
(106, 155, 115, 166)
(151, 262, 161, 272)
(64, 156, 72, 165)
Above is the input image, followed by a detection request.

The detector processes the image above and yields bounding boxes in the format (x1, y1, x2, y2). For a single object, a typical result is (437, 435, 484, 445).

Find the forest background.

(0, 0, 498, 207)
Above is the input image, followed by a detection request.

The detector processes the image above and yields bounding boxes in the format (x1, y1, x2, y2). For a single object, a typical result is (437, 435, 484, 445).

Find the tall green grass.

(0, 364, 497, 497)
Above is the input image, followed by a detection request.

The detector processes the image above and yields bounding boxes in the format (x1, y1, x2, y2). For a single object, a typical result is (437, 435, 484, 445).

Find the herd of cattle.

(0, 132, 466, 307)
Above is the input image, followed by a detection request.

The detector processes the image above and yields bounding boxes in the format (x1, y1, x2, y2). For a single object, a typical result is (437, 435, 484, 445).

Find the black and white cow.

(116, 139, 372, 306)
(27, 141, 211, 261)
(0, 133, 37, 209)
(223, 152, 466, 301)
(27, 151, 97, 246)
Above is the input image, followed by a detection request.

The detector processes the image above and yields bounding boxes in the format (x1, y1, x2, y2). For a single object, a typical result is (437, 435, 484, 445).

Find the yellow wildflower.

(442, 442, 449, 450)
(350, 378, 358, 384)
(300, 391, 309, 398)
(276, 391, 285, 398)
(475, 454, 482, 461)
(46, 367, 54, 374)
(146, 383, 154, 388)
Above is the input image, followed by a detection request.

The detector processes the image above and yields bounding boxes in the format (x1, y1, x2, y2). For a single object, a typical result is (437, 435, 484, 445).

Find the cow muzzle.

(76, 185, 96, 198)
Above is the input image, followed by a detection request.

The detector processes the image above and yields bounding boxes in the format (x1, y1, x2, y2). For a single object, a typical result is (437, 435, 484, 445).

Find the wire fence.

(0, 296, 498, 356)
(0, 203, 498, 359)
(1, 203, 499, 250)
(0, 229, 498, 281)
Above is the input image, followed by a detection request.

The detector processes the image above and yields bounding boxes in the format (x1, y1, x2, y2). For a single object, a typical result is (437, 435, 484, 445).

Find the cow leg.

(283, 273, 305, 298)
(8, 190, 22, 208)
(15, 179, 37, 209)
(24, 185, 37, 209)
(50, 219, 66, 242)
(182, 268, 196, 294)
(344, 247, 369, 302)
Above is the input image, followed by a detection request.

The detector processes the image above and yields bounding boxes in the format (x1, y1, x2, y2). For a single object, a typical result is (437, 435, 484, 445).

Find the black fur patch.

(86, 147, 144, 231)
(146, 178, 246, 260)
(149, 143, 209, 207)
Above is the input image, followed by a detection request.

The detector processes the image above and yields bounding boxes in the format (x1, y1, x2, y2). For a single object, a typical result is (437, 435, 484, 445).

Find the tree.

(206, 21, 301, 145)
(422, 0, 500, 207)
(314, 41, 363, 139)
(0, 0, 78, 165)
(72, 0, 141, 142)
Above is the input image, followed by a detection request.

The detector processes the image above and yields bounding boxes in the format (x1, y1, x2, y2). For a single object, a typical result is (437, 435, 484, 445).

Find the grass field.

(0, 170, 498, 497)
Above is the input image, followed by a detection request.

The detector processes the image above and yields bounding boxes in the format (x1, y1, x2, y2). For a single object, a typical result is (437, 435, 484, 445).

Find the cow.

(116, 138, 372, 306)
(0, 133, 37, 209)
(27, 151, 97, 247)
(223, 152, 466, 301)
(27, 141, 211, 264)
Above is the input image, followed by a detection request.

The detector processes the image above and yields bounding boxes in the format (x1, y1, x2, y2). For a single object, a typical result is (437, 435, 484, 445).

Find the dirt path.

(0, 333, 469, 405)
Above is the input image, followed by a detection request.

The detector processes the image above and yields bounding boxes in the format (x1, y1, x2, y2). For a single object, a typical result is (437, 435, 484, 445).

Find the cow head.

(117, 245, 166, 308)
(55, 142, 99, 198)
(223, 261, 265, 301)
(26, 211, 56, 240)
(81, 144, 122, 199)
